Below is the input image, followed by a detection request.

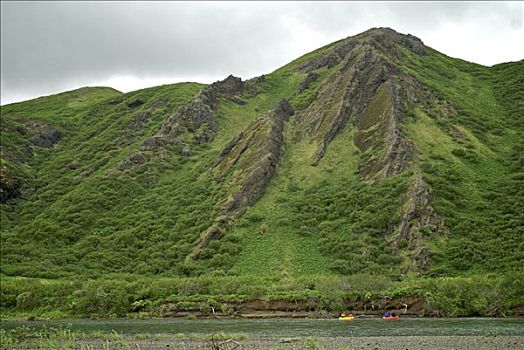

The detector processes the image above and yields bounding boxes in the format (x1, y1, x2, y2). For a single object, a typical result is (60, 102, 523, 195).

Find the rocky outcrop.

(392, 173, 448, 272)
(294, 42, 407, 171)
(32, 126, 61, 148)
(139, 135, 169, 151)
(0, 164, 21, 203)
(293, 28, 438, 181)
(0, 120, 62, 203)
(357, 27, 426, 57)
(127, 98, 145, 109)
(297, 72, 320, 93)
(297, 27, 425, 74)
(213, 100, 293, 215)
(140, 75, 244, 152)
(114, 75, 246, 173)
(116, 152, 147, 171)
(355, 77, 417, 181)
(113, 110, 154, 148)
(188, 100, 294, 260)
(243, 75, 266, 97)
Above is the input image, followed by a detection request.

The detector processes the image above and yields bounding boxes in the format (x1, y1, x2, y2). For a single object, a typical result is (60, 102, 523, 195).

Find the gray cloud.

(1, 1, 523, 104)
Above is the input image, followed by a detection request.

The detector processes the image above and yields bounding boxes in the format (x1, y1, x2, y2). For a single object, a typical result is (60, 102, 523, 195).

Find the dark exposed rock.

(77, 167, 94, 179)
(298, 72, 320, 93)
(273, 99, 294, 121)
(156, 115, 182, 139)
(391, 173, 448, 272)
(356, 27, 426, 57)
(1, 120, 61, 202)
(209, 74, 243, 96)
(139, 74, 245, 159)
(299, 51, 342, 72)
(129, 152, 147, 164)
(139, 135, 171, 151)
(107, 99, 121, 105)
(160, 75, 244, 141)
(356, 77, 417, 181)
(295, 43, 402, 168)
(244, 75, 266, 96)
(129, 111, 151, 131)
(190, 216, 231, 259)
(291, 28, 447, 273)
(211, 132, 245, 168)
(32, 126, 61, 148)
(297, 27, 425, 74)
(0, 165, 21, 203)
(117, 152, 147, 170)
(114, 75, 246, 174)
(21, 144, 33, 159)
(213, 100, 293, 215)
(189, 100, 294, 259)
(1, 145, 31, 165)
(294, 35, 435, 179)
(15, 125, 28, 135)
(228, 95, 247, 105)
(169, 100, 218, 134)
(127, 99, 145, 108)
(179, 147, 192, 157)
(65, 161, 79, 170)
(194, 123, 216, 144)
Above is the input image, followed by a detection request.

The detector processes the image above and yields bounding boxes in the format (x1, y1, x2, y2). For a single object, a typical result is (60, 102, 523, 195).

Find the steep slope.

(1, 87, 122, 203)
(1, 28, 522, 284)
(188, 100, 294, 261)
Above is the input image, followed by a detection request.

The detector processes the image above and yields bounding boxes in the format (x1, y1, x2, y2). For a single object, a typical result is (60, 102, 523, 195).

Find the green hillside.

(1, 28, 523, 318)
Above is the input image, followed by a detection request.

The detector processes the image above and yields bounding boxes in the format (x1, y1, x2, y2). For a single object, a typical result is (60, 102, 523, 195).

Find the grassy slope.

(397, 50, 524, 274)
(1, 83, 216, 277)
(1, 63, 318, 278)
(0, 87, 122, 209)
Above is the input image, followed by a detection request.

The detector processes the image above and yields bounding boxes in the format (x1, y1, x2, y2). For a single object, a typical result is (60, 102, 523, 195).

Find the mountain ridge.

(1, 28, 522, 283)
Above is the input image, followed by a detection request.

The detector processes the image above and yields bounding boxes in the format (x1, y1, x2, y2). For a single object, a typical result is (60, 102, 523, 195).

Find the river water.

(2, 318, 523, 337)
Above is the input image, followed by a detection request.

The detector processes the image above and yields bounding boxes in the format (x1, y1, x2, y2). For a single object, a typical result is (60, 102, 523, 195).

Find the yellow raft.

(338, 314, 355, 321)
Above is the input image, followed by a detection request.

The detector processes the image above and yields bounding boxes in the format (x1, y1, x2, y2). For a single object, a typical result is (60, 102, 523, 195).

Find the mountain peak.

(296, 27, 426, 75)
(350, 27, 426, 56)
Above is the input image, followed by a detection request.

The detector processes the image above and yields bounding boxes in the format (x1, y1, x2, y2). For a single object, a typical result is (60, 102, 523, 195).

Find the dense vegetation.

(398, 50, 524, 274)
(1, 29, 522, 318)
(2, 273, 522, 319)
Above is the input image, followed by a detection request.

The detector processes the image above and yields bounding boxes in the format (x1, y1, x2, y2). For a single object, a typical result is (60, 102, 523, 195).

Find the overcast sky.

(1, 1, 523, 105)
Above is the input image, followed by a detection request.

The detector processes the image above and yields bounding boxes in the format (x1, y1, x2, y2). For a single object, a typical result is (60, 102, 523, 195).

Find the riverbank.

(2, 317, 524, 348)
(2, 331, 524, 350)
(82, 335, 524, 350)
(2, 273, 523, 320)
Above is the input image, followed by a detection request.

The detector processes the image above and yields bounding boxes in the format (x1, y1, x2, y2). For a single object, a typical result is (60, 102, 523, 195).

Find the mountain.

(1, 28, 523, 316)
